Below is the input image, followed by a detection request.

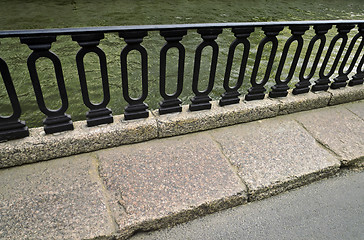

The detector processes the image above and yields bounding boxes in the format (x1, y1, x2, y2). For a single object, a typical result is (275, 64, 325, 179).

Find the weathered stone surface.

(0, 154, 116, 240)
(0, 114, 158, 168)
(294, 105, 364, 165)
(209, 117, 340, 200)
(345, 100, 364, 120)
(276, 90, 331, 115)
(155, 98, 280, 138)
(97, 133, 247, 237)
(328, 84, 364, 106)
(2, 84, 363, 171)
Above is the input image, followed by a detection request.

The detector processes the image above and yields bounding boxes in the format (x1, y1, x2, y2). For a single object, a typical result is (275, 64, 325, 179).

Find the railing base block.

(189, 95, 212, 111)
(311, 84, 330, 92)
(87, 117, 113, 127)
(348, 79, 364, 87)
(269, 92, 289, 98)
(189, 103, 212, 111)
(43, 114, 74, 134)
(159, 99, 182, 115)
(312, 79, 330, 92)
(245, 86, 266, 101)
(293, 81, 311, 95)
(159, 106, 182, 115)
(245, 93, 265, 101)
(219, 98, 240, 106)
(86, 108, 113, 127)
(124, 103, 149, 120)
(269, 85, 289, 98)
(219, 91, 240, 106)
(292, 87, 310, 95)
(0, 120, 29, 142)
(124, 111, 149, 120)
(330, 81, 348, 89)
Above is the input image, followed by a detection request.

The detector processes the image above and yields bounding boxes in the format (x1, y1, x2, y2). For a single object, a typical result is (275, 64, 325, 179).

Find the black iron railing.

(1, 20, 364, 141)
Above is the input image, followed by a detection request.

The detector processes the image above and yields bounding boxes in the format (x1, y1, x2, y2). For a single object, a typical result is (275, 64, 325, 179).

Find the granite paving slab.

(294, 105, 364, 165)
(0, 154, 115, 240)
(345, 99, 364, 120)
(96, 133, 247, 238)
(209, 117, 340, 200)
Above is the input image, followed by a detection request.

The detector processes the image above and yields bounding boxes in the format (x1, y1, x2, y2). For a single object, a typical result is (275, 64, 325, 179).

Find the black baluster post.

(270, 25, 309, 98)
(245, 25, 284, 101)
(72, 33, 113, 127)
(20, 36, 74, 134)
(159, 29, 187, 115)
(119, 31, 149, 120)
(0, 58, 29, 141)
(189, 28, 222, 111)
(293, 24, 331, 94)
(219, 27, 254, 106)
(312, 24, 352, 91)
(330, 24, 355, 89)
(349, 24, 364, 86)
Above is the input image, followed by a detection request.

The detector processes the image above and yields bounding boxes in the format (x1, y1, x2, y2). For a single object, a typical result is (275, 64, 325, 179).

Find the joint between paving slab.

(89, 153, 120, 233)
(293, 119, 342, 161)
(345, 106, 364, 122)
(208, 132, 249, 193)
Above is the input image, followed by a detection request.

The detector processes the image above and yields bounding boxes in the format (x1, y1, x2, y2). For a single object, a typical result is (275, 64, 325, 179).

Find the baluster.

(189, 28, 222, 111)
(0, 58, 29, 141)
(349, 24, 364, 86)
(159, 29, 187, 114)
(270, 25, 309, 98)
(219, 27, 254, 106)
(328, 24, 355, 89)
(20, 36, 74, 134)
(312, 24, 353, 91)
(72, 33, 113, 127)
(332, 24, 361, 88)
(293, 24, 331, 94)
(245, 25, 284, 101)
(119, 31, 149, 120)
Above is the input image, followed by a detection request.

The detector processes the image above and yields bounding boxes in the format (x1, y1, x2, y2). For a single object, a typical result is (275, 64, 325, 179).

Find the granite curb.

(0, 100, 363, 240)
(2, 84, 364, 169)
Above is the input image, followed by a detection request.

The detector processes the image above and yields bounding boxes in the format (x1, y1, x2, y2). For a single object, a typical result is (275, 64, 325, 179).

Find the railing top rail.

(1, 20, 364, 38)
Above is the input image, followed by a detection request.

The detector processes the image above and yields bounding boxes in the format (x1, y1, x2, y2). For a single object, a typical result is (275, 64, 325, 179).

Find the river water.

(1, 0, 364, 127)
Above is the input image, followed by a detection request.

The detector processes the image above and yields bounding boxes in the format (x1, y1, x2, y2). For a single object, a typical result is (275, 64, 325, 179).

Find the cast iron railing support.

(20, 36, 74, 134)
(349, 24, 364, 86)
(159, 29, 187, 114)
(293, 24, 331, 94)
(119, 30, 149, 120)
(245, 25, 284, 100)
(0, 58, 29, 141)
(312, 24, 353, 91)
(0, 20, 363, 140)
(189, 28, 222, 111)
(270, 25, 309, 97)
(220, 27, 254, 106)
(331, 24, 356, 88)
(72, 33, 113, 127)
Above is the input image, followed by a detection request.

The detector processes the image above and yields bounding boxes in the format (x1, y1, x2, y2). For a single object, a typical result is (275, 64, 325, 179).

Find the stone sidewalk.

(1, 100, 364, 240)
